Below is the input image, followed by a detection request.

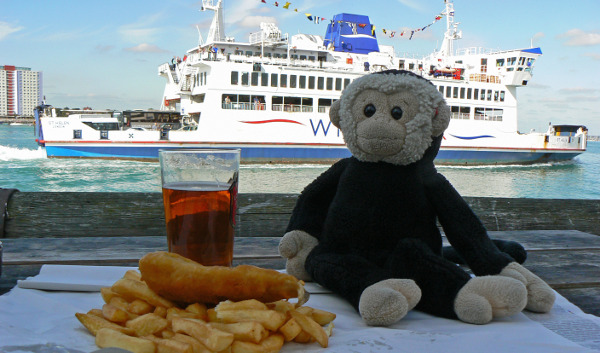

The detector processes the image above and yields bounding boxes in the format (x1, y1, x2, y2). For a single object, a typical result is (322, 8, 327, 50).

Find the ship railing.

(222, 102, 268, 110)
(271, 104, 313, 113)
(317, 106, 330, 114)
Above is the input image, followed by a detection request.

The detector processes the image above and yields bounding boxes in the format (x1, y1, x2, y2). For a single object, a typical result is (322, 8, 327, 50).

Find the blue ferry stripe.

(448, 134, 496, 140)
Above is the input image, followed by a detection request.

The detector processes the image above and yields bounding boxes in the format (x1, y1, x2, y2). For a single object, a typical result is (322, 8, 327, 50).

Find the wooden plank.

(5, 193, 600, 238)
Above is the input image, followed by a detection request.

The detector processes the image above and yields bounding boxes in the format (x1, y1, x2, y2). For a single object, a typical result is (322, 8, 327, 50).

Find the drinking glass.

(159, 148, 240, 266)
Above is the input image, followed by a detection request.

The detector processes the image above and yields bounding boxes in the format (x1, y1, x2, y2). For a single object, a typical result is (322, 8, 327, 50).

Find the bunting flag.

(259, 0, 445, 41)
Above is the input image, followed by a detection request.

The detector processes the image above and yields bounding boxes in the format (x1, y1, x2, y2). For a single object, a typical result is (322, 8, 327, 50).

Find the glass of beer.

(159, 148, 240, 266)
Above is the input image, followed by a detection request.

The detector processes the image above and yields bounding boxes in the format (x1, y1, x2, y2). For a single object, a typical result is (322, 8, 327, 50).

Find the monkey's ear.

(432, 100, 450, 137)
(329, 99, 342, 128)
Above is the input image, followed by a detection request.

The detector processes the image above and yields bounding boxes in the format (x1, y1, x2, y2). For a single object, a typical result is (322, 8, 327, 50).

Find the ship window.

(231, 71, 239, 85)
(252, 95, 266, 110)
(271, 73, 278, 87)
(494, 91, 499, 101)
(261, 73, 268, 86)
(474, 89, 479, 100)
(344, 78, 351, 89)
(487, 90, 492, 101)
(474, 107, 503, 121)
(299, 55, 307, 60)
(280, 74, 288, 88)
(73, 130, 82, 139)
(241, 72, 249, 86)
(290, 75, 297, 88)
(318, 98, 333, 113)
(500, 91, 505, 102)
(460, 87, 465, 99)
(317, 77, 324, 90)
(438, 86, 443, 94)
(467, 88, 472, 99)
(335, 78, 342, 91)
(100, 131, 109, 140)
(517, 67, 524, 71)
(299, 76, 306, 89)
(308, 76, 315, 89)
(245, 51, 252, 57)
(480, 89, 485, 100)
(445, 86, 451, 98)
(519, 57, 526, 65)
(453, 87, 458, 98)
(192, 94, 205, 103)
(508, 57, 516, 66)
(309, 56, 315, 61)
(251, 72, 259, 86)
(326, 77, 333, 90)
(496, 59, 504, 67)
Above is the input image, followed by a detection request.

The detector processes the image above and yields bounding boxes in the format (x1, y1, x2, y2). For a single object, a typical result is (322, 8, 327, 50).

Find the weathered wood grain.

(4, 192, 600, 238)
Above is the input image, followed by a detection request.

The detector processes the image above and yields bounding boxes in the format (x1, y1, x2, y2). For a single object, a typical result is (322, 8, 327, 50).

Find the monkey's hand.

(499, 262, 555, 313)
(278, 230, 318, 282)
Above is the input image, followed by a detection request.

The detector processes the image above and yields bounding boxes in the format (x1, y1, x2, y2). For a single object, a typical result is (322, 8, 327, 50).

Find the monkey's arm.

(423, 172, 513, 276)
(279, 158, 350, 280)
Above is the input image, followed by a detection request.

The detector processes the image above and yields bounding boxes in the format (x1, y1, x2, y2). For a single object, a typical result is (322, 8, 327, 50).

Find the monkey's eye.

(391, 106, 403, 120)
(364, 104, 376, 117)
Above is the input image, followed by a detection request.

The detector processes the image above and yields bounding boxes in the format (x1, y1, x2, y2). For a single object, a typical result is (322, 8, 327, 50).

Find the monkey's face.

(330, 71, 450, 166)
(350, 89, 419, 158)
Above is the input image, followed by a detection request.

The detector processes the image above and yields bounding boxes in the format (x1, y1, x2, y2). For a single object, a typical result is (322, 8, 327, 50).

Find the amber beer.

(162, 181, 237, 267)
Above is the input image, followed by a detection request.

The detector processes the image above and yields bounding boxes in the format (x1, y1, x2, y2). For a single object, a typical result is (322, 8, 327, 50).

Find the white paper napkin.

(17, 265, 136, 291)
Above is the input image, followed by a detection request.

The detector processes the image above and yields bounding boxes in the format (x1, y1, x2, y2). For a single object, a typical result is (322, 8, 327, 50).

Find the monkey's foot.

(359, 279, 421, 326)
(454, 276, 527, 325)
(499, 262, 555, 313)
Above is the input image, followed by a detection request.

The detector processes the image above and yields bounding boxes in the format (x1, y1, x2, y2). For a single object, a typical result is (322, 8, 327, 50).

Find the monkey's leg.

(443, 239, 527, 265)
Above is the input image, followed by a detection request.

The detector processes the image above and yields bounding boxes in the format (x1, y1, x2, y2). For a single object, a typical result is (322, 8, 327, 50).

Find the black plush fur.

(286, 135, 527, 319)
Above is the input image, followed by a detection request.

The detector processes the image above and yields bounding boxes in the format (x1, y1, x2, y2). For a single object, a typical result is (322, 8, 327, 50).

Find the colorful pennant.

(259, 0, 445, 40)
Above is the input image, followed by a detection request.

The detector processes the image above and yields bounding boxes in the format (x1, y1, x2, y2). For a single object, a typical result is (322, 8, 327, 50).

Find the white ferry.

(35, 0, 587, 165)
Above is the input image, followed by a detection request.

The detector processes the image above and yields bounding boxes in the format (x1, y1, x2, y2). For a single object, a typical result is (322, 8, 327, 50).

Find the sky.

(1, 0, 599, 133)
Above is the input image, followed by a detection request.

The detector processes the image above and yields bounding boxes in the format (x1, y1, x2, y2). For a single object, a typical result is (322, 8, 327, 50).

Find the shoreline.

(0, 117, 35, 124)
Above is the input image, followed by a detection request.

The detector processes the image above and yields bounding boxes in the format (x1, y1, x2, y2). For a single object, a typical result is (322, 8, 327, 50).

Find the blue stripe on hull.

(45, 145, 582, 165)
(45, 145, 353, 161)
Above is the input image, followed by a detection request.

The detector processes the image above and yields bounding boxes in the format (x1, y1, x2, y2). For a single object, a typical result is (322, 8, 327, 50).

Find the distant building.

(0, 65, 43, 117)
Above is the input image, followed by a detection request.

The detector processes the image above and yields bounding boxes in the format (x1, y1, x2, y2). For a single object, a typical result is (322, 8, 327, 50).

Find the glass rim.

(158, 148, 241, 155)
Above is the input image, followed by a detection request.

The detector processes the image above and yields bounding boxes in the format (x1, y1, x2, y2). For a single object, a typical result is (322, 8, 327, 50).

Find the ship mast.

(202, 0, 225, 44)
(439, 0, 462, 57)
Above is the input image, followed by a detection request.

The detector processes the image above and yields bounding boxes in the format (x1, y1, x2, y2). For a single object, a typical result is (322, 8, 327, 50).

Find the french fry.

(75, 312, 134, 336)
(293, 330, 313, 344)
(95, 328, 155, 353)
(172, 333, 214, 353)
(215, 299, 267, 312)
(324, 322, 335, 337)
(87, 308, 103, 318)
(125, 313, 169, 337)
(109, 296, 138, 320)
(290, 310, 329, 348)
(161, 330, 176, 339)
(310, 308, 337, 326)
(143, 334, 193, 353)
(294, 306, 313, 316)
(154, 306, 168, 318)
(230, 333, 284, 353)
(206, 308, 219, 322)
(100, 287, 119, 304)
(210, 322, 268, 344)
(216, 309, 286, 331)
(102, 303, 129, 323)
(167, 307, 205, 321)
(267, 300, 295, 314)
(129, 299, 154, 315)
(112, 278, 175, 308)
(172, 317, 234, 352)
(278, 317, 302, 342)
(124, 269, 142, 281)
(185, 303, 208, 320)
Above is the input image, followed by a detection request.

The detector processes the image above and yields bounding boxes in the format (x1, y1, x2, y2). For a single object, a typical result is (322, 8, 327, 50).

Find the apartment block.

(0, 65, 43, 117)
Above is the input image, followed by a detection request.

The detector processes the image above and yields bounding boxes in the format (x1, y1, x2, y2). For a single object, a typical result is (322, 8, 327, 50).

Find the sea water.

(1, 124, 599, 199)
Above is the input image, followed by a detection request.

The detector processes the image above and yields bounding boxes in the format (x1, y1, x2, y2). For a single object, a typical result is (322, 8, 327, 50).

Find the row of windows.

(438, 85, 505, 102)
(449, 106, 503, 121)
(222, 94, 335, 113)
(231, 71, 352, 92)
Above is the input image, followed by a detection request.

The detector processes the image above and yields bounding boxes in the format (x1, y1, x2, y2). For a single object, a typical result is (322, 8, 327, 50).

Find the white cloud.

(0, 21, 24, 40)
(395, 0, 425, 12)
(124, 43, 169, 53)
(557, 29, 600, 46)
(584, 52, 600, 61)
(119, 12, 164, 43)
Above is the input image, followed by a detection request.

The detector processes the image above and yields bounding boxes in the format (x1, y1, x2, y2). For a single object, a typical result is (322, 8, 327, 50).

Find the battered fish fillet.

(139, 251, 307, 305)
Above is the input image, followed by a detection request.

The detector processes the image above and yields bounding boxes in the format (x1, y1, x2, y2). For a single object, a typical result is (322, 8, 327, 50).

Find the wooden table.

(2, 230, 600, 318)
(2, 192, 600, 317)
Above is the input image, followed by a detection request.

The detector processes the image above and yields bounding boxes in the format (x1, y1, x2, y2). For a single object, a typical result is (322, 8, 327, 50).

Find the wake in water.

(0, 145, 46, 161)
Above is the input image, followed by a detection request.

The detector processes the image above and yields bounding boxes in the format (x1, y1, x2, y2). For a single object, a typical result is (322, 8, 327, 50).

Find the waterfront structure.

(0, 65, 43, 117)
